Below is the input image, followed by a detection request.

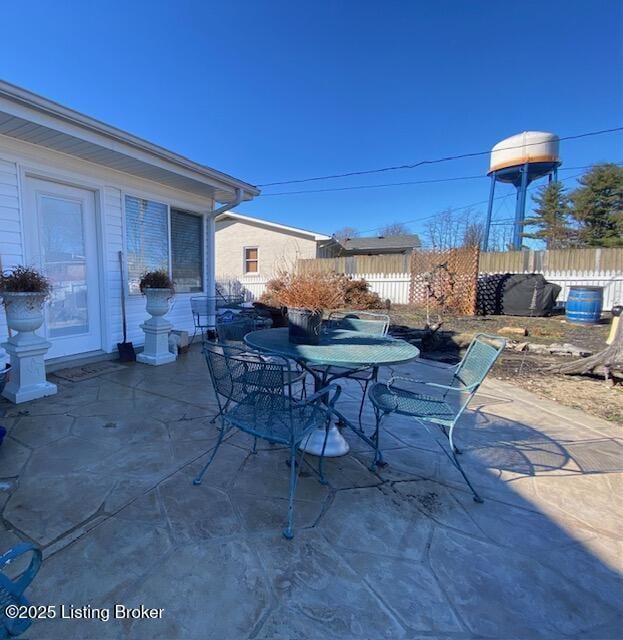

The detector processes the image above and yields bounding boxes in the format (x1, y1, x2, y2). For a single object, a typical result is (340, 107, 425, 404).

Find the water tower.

(482, 131, 561, 251)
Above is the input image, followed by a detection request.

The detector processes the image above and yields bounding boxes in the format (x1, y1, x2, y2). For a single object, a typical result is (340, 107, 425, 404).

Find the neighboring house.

(215, 211, 330, 281)
(318, 234, 422, 257)
(0, 81, 258, 362)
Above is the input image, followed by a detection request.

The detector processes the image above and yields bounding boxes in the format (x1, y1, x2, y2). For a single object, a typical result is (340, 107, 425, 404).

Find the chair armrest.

(0, 543, 42, 596)
(386, 376, 478, 394)
(300, 383, 342, 408)
(411, 358, 460, 372)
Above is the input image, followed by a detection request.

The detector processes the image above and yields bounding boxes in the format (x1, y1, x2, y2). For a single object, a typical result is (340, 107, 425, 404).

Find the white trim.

(216, 211, 330, 241)
(0, 80, 259, 200)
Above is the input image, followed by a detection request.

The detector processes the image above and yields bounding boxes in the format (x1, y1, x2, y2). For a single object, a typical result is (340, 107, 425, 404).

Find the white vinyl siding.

(0, 158, 22, 344)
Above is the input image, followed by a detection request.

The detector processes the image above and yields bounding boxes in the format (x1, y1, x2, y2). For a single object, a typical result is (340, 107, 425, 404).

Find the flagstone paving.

(0, 345, 621, 639)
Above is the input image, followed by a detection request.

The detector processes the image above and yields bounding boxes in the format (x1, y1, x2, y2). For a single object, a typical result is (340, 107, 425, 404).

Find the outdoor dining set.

(195, 309, 506, 539)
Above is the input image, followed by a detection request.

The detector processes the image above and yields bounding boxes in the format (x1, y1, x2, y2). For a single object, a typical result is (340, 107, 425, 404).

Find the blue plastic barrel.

(566, 286, 603, 324)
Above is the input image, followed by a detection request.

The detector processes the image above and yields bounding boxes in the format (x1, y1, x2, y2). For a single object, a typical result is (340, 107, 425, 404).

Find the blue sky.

(1, 1, 621, 241)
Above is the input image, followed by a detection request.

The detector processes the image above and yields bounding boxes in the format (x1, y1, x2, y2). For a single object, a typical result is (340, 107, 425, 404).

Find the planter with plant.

(0, 266, 57, 402)
(136, 270, 177, 366)
(271, 272, 342, 344)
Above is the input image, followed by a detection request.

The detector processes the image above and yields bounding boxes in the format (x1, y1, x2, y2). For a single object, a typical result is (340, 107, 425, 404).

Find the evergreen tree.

(569, 163, 623, 247)
(522, 181, 573, 248)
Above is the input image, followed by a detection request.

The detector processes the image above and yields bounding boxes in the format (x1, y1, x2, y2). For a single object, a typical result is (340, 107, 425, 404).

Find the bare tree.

(380, 221, 412, 236)
(425, 208, 463, 249)
(462, 221, 485, 247)
(333, 226, 359, 241)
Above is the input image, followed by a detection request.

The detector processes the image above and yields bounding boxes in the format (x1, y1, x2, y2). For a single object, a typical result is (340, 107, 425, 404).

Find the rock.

(500, 327, 529, 336)
(526, 343, 550, 354)
(549, 343, 592, 357)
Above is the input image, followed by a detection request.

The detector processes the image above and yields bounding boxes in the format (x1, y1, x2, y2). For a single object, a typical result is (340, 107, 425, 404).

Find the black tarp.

(478, 273, 561, 316)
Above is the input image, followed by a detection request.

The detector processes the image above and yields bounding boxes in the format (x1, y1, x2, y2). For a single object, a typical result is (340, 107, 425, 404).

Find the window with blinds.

(125, 196, 169, 294)
(171, 209, 203, 293)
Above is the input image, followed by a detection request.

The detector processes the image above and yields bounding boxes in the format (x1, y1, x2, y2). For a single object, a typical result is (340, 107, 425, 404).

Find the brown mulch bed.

(388, 306, 622, 424)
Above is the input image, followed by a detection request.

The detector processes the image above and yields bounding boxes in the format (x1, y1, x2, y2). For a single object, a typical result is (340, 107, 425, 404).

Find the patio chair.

(368, 333, 506, 502)
(1, 543, 42, 639)
(312, 311, 390, 428)
(210, 317, 307, 424)
(194, 343, 341, 539)
(215, 315, 256, 347)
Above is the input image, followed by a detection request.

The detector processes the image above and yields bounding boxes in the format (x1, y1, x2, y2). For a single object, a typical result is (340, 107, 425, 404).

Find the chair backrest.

(453, 333, 506, 391)
(215, 316, 255, 346)
(203, 343, 289, 411)
(327, 311, 390, 336)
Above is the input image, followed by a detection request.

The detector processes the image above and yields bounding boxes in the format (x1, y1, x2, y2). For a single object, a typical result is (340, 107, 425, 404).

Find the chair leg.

(446, 424, 482, 503)
(193, 419, 226, 486)
(369, 407, 386, 470)
(357, 378, 370, 431)
(283, 444, 304, 539)
(317, 419, 331, 486)
(210, 397, 231, 424)
(450, 448, 483, 503)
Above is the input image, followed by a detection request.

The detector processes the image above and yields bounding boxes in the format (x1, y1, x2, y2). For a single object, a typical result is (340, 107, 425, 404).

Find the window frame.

(123, 192, 206, 296)
(243, 246, 259, 275)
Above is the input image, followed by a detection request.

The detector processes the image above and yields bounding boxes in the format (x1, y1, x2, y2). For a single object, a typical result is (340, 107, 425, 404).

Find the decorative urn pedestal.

(137, 288, 176, 366)
(1, 292, 57, 403)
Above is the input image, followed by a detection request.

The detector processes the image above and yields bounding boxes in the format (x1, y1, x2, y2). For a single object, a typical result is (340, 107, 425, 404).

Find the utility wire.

(353, 165, 604, 236)
(257, 164, 600, 198)
(256, 126, 623, 187)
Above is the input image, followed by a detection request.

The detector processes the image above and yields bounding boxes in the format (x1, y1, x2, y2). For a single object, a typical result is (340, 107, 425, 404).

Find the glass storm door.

(24, 178, 102, 359)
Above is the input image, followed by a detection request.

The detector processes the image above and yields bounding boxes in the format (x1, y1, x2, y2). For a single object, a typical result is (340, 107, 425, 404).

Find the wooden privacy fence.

(219, 247, 623, 312)
(298, 253, 411, 275)
(480, 247, 623, 274)
(478, 248, 623, 311)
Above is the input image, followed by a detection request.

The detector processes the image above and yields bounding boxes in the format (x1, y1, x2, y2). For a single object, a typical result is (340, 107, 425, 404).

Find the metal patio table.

(244, 327, 420, 457)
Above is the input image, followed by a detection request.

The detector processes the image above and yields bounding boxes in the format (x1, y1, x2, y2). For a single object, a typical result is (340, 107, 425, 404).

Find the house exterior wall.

(0, 135, 214, 360)
(215, 218, 318, 280)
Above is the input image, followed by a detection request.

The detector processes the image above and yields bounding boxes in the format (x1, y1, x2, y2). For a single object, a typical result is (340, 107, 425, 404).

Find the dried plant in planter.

(272, 272, 342, 312)
(139, 270, 175, 294)
(0, 265, 51, 296)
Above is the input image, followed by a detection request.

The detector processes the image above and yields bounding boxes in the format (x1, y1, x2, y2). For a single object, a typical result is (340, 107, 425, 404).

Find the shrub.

(139, 270, 174, 294)
(333, 274, 384, 310)
(261, 272, 342, 312)
(0, 265, 51, 296)
(259, 272, 384, 311)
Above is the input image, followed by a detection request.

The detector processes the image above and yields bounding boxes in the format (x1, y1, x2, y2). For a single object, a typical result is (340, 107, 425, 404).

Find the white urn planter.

(1, 291, 57, 403)
(137, 288, 176, 366)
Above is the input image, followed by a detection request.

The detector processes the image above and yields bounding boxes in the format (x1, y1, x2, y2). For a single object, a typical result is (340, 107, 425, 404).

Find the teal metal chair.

(0, 543, 42, 638)
(313, 311, 390, 428)
(195, 343, 341, 539)
(368, 333, 506, 502)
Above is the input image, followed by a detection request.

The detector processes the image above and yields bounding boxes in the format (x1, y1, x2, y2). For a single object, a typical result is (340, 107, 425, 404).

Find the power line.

(256, 127, 623, 187)
(258, 174, 483, 197)
(353, 165, 603, 236)
(257, 164, 600, 198)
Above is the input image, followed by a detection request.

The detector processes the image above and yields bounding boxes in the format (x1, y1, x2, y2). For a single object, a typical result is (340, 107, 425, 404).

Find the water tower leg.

(512, 162, 529, 250)
(482, 173, 496, 251)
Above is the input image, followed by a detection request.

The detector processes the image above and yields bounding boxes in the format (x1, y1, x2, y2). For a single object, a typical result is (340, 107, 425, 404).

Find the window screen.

(245, 247, 258, 273)
(125, 196, 169, 294)
(171, 209, 203, 293)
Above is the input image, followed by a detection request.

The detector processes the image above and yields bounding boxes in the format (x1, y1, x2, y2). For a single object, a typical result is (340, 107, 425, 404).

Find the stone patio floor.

(0, 345, 621, 639)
